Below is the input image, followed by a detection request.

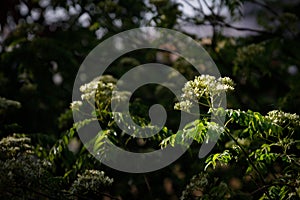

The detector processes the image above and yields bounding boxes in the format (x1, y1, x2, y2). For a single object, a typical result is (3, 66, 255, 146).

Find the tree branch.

(224, 128, 272, 199)
(218, 21, 275, 35)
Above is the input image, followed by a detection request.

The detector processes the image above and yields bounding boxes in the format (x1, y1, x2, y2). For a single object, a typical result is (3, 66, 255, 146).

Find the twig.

(183, 0, 202, 12)
(196, 0, 204, 13)
(202, 0, 215, 15)
(219, 21, 274, 35)
(224, 128, 272, 199)
(251, 0, 278, 16)
(144, 175, 154, 199)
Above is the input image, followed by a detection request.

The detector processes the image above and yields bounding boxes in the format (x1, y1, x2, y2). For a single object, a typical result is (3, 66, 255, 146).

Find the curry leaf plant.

(167, 75, 300, 200)
(68, 74, 300, 199)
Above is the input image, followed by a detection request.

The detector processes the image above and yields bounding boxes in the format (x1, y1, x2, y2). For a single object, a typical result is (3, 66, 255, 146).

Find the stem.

(144, 175, 154, 199)
(224, 128, 272, 199)
(224, 118, 234, 128)
(198, 101, 210, 107)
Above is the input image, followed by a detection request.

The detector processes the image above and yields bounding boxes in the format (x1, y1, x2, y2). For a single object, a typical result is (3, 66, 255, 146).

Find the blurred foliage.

(0, 0, 300, 199)
(0, 134, 115, 199)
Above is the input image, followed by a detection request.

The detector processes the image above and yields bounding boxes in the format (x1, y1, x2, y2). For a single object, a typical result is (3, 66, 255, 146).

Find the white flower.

(174, 100, 193, 112)
(81, 90, 96, 100)
(176, 75, 235, 112)
(70, 101, 83, 110)
(266, 110, 300, 127)
(111, 91, 131, 103)
(79, 80, 98, 93)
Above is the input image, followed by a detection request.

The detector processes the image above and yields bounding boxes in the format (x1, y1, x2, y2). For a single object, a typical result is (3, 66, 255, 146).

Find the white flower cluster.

(0, 97, 21, 109)
(175, 75, 234, 112)
(79, 80, 99, 100)
(96, 82, 115, 100)
(174, 100, 193, 113)
(266, 110, 300, 127)
(183, 75, 234, 98)
(70, 170, 113, 195)
(70, 75, 117, 111)
(111, 91, 132, 104)
(0, 134, 33, 158)
(70, 101, 82, 111)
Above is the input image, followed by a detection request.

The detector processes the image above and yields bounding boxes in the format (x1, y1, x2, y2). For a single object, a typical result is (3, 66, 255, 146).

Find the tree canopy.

(0, 0, 300, 199)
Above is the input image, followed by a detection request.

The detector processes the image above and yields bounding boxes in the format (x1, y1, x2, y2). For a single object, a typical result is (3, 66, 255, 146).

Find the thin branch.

(99, 192, 121, 200)
(224, 128, 272, 199)
(226, 130, 265, 183)
(250, 184, 272, 195)
(251, 182, 297, 196)
(144, 175, 152, 195)
(250, 0, 278, 16)
(217, 0, 225, 17)
(249, 0, 296, 37)
(202, 0, 215, 15)
(144, 175, 155, 200)
(183, 0, 202, 12)
(218, 21, 275, 35)
(196, 0, 204, 13)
